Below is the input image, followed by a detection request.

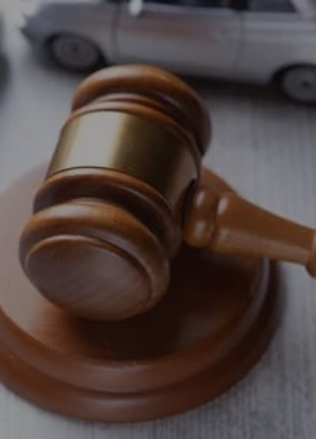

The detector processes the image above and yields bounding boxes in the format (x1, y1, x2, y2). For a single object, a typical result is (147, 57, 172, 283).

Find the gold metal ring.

(47, 111, 198, 208)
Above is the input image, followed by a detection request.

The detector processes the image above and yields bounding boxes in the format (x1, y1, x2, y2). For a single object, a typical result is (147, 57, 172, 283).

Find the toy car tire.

(277, 65, 316, 104)
(47, 34, 104, 73)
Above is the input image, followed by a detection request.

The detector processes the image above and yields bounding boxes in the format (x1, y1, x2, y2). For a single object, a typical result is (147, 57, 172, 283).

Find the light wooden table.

(0, 10, 315, 439)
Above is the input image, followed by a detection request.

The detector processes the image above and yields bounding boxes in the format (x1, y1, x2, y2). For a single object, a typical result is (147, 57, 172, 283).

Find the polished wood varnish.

(0, 65, 314, 422)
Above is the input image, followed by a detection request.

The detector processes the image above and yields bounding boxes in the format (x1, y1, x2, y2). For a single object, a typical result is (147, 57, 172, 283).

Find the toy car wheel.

(48, 34, 103, 72)
(278, 65, 316, 104)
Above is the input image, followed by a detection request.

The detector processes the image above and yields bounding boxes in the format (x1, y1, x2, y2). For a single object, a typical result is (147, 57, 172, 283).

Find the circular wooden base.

(0, 166, 282, 423)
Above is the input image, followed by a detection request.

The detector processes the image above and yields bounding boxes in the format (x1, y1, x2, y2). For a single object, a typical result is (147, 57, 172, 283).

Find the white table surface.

(0, 6, 316, 439)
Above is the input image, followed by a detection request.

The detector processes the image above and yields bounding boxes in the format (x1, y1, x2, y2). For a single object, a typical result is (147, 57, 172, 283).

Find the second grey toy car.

(18, 0, 316, 104)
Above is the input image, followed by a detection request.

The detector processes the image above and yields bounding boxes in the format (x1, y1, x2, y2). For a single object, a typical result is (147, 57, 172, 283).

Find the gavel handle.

(184, 183, 316, 277)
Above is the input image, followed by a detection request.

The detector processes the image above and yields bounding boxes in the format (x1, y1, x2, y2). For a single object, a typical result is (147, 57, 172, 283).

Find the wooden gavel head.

(19, 65, 316, 322)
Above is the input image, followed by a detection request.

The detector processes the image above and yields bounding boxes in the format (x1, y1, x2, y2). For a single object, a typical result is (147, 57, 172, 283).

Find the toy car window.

(144, 1, 229, 7)
(248, 0, 295, 12)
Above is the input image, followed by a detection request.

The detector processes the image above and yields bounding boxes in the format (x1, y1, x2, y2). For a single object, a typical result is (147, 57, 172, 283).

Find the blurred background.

(0, 1, 315, 438)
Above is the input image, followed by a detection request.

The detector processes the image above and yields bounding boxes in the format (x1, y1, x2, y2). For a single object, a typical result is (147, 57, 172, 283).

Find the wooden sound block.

(0, 165, 282, 423)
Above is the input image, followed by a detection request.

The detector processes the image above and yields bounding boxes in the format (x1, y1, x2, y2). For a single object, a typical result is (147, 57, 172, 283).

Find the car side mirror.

(128, 0, 144, 17)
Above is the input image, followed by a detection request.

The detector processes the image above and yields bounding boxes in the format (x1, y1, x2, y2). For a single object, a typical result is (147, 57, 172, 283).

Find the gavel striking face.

(19, 65, 316, 321)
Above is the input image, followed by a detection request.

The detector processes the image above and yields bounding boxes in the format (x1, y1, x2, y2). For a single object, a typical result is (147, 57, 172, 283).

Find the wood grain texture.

(71, 64, 211, 155)
(0, 164, 281, 423)
(19, 64, 209, 320)
(0, 9, 316, 439)
(184, 183, 316, 275)
(19, 64, 315, 321)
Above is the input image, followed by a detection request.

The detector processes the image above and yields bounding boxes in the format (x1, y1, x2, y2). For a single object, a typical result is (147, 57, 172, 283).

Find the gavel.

(19, 65, 316, 322)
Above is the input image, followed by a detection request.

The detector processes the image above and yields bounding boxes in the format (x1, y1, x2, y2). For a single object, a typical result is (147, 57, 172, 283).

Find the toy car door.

(115, 0, 243, 78)
(237, 0, 301, 81)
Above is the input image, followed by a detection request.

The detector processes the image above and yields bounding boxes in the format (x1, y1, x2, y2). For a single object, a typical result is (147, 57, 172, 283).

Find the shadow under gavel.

(19, 65, 316, 321)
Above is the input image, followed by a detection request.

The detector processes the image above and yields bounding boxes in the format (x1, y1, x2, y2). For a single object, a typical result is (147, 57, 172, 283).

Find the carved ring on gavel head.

(19, 65, 316, 322)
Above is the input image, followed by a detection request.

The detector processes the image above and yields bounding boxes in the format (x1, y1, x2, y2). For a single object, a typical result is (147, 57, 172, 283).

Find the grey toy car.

(18, 0, 316, 103)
